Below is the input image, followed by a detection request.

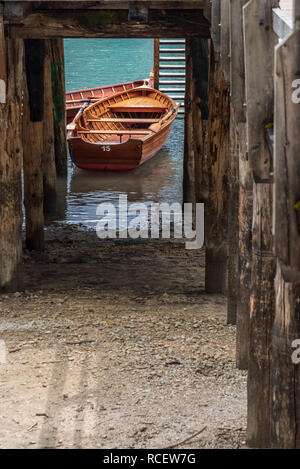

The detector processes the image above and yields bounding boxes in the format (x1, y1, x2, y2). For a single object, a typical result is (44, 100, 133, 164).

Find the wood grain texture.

(23, 71, 45, 251)
(50, 39, 67, 177)
(8, 9, 210, 39)
(43, 39, 57, 213)
(270, 19, 300, 449)
(205, 46, 230, 294)
(0, 39, 24, 291)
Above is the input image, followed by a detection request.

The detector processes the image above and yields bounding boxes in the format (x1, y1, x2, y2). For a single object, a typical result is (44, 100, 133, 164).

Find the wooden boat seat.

(108, 106, 167, 113)
(109, 96, 168, 114)
(86, 118, 160, 123)
(77, 130, 154, 135)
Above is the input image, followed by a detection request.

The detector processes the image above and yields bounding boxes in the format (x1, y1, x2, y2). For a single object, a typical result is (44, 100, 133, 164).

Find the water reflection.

(46, 119, 184, 230)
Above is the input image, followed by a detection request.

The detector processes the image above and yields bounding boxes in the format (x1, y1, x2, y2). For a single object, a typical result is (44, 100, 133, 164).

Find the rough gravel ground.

(0, 227, 247, 449)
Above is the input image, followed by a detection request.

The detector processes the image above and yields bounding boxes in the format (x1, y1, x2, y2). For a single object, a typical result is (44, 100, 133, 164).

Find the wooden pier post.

(153, 38, 159, 90)
(0, 36, 24, 291)
(230, 0, 250, 366)
(244, 0, 278, 448)
(270, 0, 300, 448)
(183, 38, 195, 205)
(205, 41, 230, 294)
(50, 39, 67, 177)
(23, 39, 45, 251)
(43, 39, 57, 213)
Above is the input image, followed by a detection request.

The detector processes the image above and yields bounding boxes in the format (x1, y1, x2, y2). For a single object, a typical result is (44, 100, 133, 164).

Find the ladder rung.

(159, 65, 186, 70)
(159, 72, 186, 77)
(159, 49, 186, 53)
(159, 40, 186, 44)
(160, 88, 186, 93)
(159, 80, 186, 85)
(167, 95, 185, 99)
(160, 56, 185, 61)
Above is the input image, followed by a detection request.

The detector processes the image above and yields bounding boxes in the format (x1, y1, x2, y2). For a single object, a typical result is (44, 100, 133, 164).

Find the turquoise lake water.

(52, 39, 184, 228)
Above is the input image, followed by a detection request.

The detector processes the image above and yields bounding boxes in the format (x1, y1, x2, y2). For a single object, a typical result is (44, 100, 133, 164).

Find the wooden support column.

(230, 0, 251, 364)
(50, 39, 67, 177)
(270, 0, 300, 448)
(244, 0, 279, 448)
(183, 38, 195, 205)
(205, 41, 230, 294)
(0, 36, 24, 291)
(43, 39, 57, 213)
(23, 39, 45, 251)
(153, 38, 159, 90)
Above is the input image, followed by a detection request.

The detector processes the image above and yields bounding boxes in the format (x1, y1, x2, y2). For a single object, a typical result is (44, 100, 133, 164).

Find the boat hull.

(69, 119, 173, 171)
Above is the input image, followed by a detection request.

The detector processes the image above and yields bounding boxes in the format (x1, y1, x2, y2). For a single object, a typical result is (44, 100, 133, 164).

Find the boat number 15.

(102, 145, 111, 152)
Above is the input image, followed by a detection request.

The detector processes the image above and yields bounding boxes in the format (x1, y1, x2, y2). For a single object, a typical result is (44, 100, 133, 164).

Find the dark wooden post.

(43, 39, 57, 213)
(0, 35, 24, 291)
(153, 38, 159, 90)
(183, 38, 195, 205)
(50, 39, 67, 177)
(270, 0, 300, 449)
(23, 39, 45, 251)
(205, 41, 230, 294)
(244, 0, 279, 448)
(230, 0, 251, 367)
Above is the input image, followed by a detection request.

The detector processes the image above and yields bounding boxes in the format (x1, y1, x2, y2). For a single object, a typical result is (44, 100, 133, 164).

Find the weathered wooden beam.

(270, 2, 300, 448)
(244, 0, 279, 448)
(205, 42, 230, 294)
(227, 114, 239, 326)
(230, 0, 250, 367)
(43, 39, 57, 213)
(50, 39, 67, 177)
(0, 38, 24, 291)
(23, 39, 45, 251)
(153, 38, 159, 90)
(7, 9, 211, 38)
(13, 1, 208, 10)
(183, 39, 195, 205)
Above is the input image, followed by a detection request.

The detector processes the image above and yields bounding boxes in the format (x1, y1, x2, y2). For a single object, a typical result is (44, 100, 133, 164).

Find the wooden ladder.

(154, 38, 185, 117)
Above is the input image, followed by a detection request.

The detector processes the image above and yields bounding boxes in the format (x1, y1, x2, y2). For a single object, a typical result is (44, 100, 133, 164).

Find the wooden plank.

(77, 130, 153, 134)
(50, 39, 67, 177)
(87, 118, 159, 123)
(26, 1, 208, 9)
(43, 39, 56, 213)
(271, 8, 300, 448)
(244, 0, 279, 449)
(153, 38, 159, 90)
(23, 39, 45, 251)
(8, 9, 211, 39)
(183, 38, 195, 205)
(204, 45, 230, 294)
(0, 38, 24, 291)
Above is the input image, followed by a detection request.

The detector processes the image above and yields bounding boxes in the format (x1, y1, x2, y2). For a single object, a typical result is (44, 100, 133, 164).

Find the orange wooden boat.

(67, 86, 179, 171)
(66, 78, 152, 124)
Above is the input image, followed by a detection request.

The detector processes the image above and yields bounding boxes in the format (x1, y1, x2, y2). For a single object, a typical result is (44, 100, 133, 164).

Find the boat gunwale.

(73, 87, 177, 142)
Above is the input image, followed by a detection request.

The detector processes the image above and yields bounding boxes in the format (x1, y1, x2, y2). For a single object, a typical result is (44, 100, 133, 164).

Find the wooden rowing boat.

(66, 78, 152, 124)
(67, 86, 179, 171)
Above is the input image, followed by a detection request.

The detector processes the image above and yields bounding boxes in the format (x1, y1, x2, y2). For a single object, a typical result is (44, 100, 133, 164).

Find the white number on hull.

(102, 146, 111, 152)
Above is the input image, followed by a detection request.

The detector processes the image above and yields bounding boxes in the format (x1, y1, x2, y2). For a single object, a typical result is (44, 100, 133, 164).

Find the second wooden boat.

(66, 77, 152, 124)
(67, 86, 179, 171)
